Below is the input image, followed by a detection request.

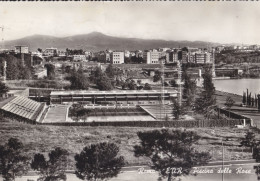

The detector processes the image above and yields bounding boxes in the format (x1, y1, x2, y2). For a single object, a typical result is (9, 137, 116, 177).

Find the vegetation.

(134, 129, 211, 181)
(31, 147, 69, 181)
(0, 138, 30, 181)
(91, 66, 113, 90)
(153, 70, 162, 82)
(225, 96, 235, 110)
(0, 54, 32, 80)
(44, 63, 56, 80)
(69, 104, 91, 122)
(182, 70, 196, 109)
(67, 68, 89, 90)
(240, 131, 257, 153)
(75, 142, 124, 181)
(143, 83, 152, 90)
(195, 67, 216, 118)
(172, 99, 185, 119)
(0, 81, 9, 95)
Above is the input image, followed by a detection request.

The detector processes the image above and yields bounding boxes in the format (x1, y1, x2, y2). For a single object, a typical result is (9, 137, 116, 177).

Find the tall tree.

(195, 67, 216, 116)
(44, 63, 56, 80)
(75, 142, 124, 181)
(182, 70, 197, 108)
(0, 81, 9, 95)
(31, 147, 69, 181)
(242, 92, 246, 105)
(0, 138, 30, 181)
(172, 99, 185, 120)
(134, 129, 211, 181)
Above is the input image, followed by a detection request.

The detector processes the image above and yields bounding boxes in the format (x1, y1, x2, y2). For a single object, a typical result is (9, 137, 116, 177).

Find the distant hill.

(4, 32, 221, 52)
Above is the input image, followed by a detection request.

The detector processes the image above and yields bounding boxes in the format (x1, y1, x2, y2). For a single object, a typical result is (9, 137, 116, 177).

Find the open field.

(0, 117, 255, 170)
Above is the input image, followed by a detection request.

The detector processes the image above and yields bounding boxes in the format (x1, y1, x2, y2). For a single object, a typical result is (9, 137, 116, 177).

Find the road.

(3, 160, 259, 181)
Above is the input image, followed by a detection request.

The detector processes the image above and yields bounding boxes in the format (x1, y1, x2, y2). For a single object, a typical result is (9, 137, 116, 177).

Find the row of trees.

(172, 66, 217, 120)
(0, 129, 212, 181)
(0, 54, 32, 80)
(242, 89, 259, 108)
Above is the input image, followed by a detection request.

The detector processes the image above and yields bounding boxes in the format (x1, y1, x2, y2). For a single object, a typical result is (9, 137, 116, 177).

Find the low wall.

(40, 119, 243, 127)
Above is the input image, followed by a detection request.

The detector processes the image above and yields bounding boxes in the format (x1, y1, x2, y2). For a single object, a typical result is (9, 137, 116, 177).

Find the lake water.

(196, 78, 260, 96)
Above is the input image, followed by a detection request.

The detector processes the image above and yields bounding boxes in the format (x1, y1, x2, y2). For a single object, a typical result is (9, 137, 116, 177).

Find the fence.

(40, 119, 244, 127)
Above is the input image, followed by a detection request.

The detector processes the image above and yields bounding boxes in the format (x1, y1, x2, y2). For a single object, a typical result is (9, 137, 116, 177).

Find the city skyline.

(0, 2, 260, 45)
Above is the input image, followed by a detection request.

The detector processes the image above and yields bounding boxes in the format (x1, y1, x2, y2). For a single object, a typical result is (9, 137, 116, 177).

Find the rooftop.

(50, 90, 178, 96)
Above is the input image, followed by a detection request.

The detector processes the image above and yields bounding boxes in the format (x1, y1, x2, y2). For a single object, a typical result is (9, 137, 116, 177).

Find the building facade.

(43, 48, 58, 57)
(143, 50, 160, 64)
(15, 46, 29, 54)
(110, 52, 124, 64)
(73, 55, 87, 62)
(50, 90, 178, 105)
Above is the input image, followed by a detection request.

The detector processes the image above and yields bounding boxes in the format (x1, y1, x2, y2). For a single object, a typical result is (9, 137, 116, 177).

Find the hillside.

(5, 32, 221, 52)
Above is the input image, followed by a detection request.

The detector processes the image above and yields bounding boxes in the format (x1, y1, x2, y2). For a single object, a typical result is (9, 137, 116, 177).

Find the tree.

(134, 129, 211, 181)
(143, 83, 152, 90)
(153, 71, 162, 82)
(242, 92, 246, 105)
(96, 75, 113, 91)
(37, 48, 42, 53)
(31, 147, 69, 181)
(182, 70, 197, 108)
(0, 138, 30, 181)
(195, 67, 216, 117)
(240, 131, 257, 154)
(0, 81, 9, 95)
(224, 96, 235, 118)
(169, 79, 177, 87)
(75, 142, 124, 181)
(172, 99, 185, 120)
(44, 63, 56, 80)
(67, 68, 89, 90)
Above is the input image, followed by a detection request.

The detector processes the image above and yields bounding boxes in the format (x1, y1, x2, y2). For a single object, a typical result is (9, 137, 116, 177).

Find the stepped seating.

(1, 96, 45, 121)
(141, 105, 173, 119)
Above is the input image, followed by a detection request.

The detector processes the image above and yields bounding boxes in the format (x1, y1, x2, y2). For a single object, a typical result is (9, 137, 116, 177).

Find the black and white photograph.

(0, 1, 260, 181)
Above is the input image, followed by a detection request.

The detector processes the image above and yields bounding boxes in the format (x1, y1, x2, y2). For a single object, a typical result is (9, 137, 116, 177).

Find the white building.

(195, 52, 211, 64)
(73, 55, 87, 62)
(143, 50, 160, 64)
(15, 46, 29, 54)
(43, 48, 58, 57)
(110, 51, 124, 64)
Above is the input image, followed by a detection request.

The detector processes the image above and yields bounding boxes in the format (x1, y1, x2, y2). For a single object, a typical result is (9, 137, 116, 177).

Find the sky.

(0, 2, 259, 44)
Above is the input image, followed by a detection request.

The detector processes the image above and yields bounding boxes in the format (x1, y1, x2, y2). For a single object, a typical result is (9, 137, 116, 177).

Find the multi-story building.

(73, 55, 87, 62)
(15, 46, 29, 54)
(195, 52, 211, 64)
(110, 51, 124, 64)
(98, 51, 110, 63)
(143, 50, 160, 64)
(43, 48, 58, 57)
(249, 45, 259, 50)
(166, 51, 178, 63)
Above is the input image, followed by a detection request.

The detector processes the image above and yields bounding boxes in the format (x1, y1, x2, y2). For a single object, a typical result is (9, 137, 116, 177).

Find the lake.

(197, 78, 260, 96)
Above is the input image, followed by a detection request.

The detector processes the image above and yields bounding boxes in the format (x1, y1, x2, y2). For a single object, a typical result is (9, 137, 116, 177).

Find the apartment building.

(15, 46, 29, 54)
(43, 48, 58, 57)
(143, 50, 160, 64)
(110, 51, 124, 64)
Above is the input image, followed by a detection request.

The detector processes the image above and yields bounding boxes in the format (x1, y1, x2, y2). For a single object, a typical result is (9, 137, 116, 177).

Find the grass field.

(0, 117, 254, 169)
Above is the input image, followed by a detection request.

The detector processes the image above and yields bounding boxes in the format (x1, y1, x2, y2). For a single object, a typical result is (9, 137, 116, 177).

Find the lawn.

(0, 117, 254, 170)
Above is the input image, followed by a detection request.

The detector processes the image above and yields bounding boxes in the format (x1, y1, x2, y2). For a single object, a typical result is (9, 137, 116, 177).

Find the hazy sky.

(0, 2, 259, 44)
